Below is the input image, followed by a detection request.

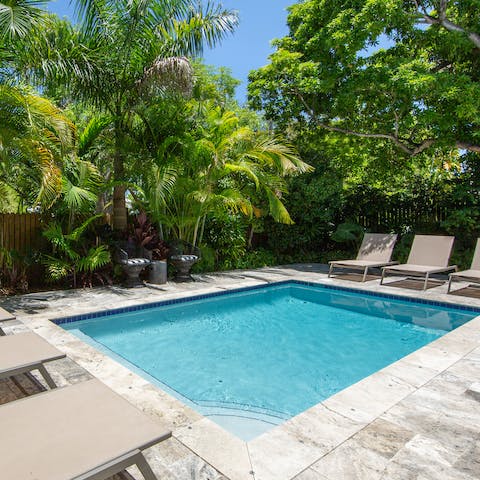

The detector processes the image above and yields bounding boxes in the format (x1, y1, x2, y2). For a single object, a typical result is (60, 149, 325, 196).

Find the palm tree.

(15, 0, 238, 230)
(140, 104, 313, 248)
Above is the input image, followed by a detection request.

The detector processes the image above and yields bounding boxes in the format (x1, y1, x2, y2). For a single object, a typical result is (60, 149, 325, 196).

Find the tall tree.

(248, 0, 480, 158)
(16, 0, 238, 230)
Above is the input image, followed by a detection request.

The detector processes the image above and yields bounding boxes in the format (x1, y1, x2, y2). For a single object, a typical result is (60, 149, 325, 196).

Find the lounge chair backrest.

(471, 238, 480, 270)
(356, 233, 398, 262)
(407, 235, 454, 267)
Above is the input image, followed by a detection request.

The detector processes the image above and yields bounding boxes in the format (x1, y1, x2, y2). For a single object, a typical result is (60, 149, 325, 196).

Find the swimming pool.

(58, 281, 478, 440)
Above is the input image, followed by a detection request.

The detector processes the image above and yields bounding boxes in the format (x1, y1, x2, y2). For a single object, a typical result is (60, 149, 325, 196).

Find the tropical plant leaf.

(77, 244, 111, 273)
(264, 187, 294, 225)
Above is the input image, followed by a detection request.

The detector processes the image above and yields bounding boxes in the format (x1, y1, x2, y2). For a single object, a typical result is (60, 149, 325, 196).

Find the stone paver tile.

(466, 382, 480, 401)
(175, 418, 253, 480)
(429, 333, 480, 356)
(452, 439, 480, 479)
(310, 438, 388, 480)
(382, 394, 480, 462)
(401, 344, 465, 373)
(143, 443, 227, 480)
(284, 403, 366, 451)
(123, 382, 202, 429)
(381, 434, 477, 480)
(322, 371, 415, 423)
(380, 359, 438, 389)
(446, 356, 480, 387)
(248, 423, 328, 480)
(352, 418, 415, 460)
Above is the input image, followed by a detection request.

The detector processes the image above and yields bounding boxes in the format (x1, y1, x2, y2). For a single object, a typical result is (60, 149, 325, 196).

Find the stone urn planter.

(114, 247, 151, 287)
(170, 255, 198, 282)
(120, 258, 151, 287)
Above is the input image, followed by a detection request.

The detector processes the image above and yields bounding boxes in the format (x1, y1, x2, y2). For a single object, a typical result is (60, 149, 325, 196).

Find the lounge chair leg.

(37, 364, 58, 389)
(380, 268, 386, 285)
(362, 266, 369, 282)
(135, 453, 158, 480)
(423, 273, 429, 291)
(328, 263, 334, 278)
(447, 276, 453, 294)
(0, 327, 5, 336)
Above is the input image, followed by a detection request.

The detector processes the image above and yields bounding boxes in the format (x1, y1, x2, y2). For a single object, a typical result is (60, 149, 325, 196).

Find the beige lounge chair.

(0, 306, 15, 335)
(328, 233, 398, 282)
(0, 378, 171, 480)
(381, 235, 456, 290)
(447, 238, 480, 293)
(0, 332, 66, 389)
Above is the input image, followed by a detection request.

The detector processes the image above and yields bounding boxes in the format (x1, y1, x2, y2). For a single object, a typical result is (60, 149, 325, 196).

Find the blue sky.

(47, 0, 292, 103)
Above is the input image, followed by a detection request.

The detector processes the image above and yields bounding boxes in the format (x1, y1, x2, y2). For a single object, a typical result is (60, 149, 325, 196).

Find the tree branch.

(456, 141, 480, 153)
(293, 90, 432, 156)
(292, 90, 480, 156)
(313, 120, 416, 155)
(415, 1, 480, 49)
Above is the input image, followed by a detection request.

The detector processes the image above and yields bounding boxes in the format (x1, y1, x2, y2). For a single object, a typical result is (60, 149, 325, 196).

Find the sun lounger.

(0, 378, 171, 480)
(328, 233, 398, 281)
(0, 332, 66, 389)
(0, 306, 15, 335)
(381, 235, 456, 290)
(447, 238, 480, 293)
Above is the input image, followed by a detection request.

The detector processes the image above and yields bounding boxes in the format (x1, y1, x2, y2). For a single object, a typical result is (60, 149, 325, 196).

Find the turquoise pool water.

(61, 282, 477, 440)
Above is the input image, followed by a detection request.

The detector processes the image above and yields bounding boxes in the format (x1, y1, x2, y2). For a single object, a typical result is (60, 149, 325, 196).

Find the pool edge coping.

(52, 278, 480, 326)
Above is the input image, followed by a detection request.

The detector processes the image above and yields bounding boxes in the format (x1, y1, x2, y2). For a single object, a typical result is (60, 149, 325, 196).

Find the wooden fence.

(0, 213, 43, 253)
(355, 204, 451, 230)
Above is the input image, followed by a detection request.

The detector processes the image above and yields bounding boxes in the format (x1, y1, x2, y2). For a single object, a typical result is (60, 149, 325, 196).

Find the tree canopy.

(248, 0, 480, 158)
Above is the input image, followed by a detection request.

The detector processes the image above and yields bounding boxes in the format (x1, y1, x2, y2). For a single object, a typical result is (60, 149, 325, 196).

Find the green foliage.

(442, 208, 480, 243)
(331, 222, 365, 248)
(202, 214, 247, 270)
(234, 248, 278, 269)
(42, 216, 111, 288)
(0, 84, 76, 210)
(248, 0, 480, 159)
(137, 99, 312, 250)
(0, 247, 35, 293)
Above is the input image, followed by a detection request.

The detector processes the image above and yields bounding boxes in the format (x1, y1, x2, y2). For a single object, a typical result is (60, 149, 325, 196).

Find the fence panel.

(0, 214, 42, 253)
(355, 204, 452, 231)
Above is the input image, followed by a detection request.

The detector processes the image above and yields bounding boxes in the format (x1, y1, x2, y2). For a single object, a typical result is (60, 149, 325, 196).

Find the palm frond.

(77, 244, 111, 272)
(264, 187, 294, 225)
(78, 115, 111, 156)
(165, 3, 238, 57)
(42, 256, 71, 281)
(67, 214, 103, 242)
(0, 0, 44, 40)
(137, 56, 193, 96)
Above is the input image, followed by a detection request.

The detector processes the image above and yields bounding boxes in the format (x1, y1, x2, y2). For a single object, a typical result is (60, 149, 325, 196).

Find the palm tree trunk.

(198, 215, 207, 245)
(112, 125, 127, 231)
(192, 216, 201, 248)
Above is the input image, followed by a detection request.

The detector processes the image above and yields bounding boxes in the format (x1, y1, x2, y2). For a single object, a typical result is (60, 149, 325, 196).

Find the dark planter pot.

(170, 255, 199, 282)
(149, 260, 168, 285)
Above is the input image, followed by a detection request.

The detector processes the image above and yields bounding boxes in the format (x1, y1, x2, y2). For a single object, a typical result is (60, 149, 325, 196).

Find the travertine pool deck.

(1, 264, 480, 480)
